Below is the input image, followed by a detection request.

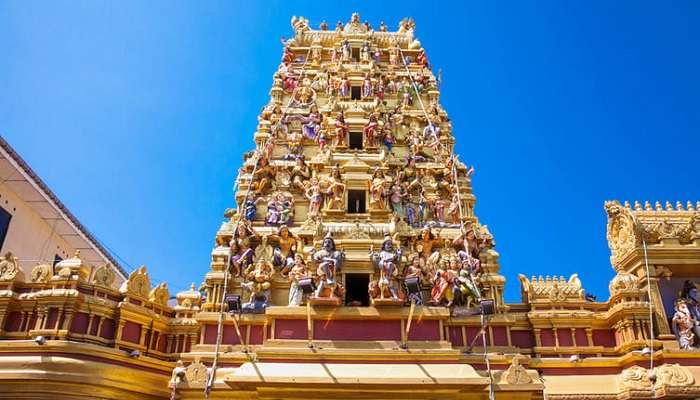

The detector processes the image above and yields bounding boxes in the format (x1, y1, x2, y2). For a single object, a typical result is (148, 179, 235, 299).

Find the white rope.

(397, 46, 494, 400)
(205, 46, 313, 399)
(641, 237, 654, 370)
(398, 48, 441, 147)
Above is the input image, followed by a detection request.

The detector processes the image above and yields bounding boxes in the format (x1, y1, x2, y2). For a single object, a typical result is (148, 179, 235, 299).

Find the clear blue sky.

(1, 1, 698, 302)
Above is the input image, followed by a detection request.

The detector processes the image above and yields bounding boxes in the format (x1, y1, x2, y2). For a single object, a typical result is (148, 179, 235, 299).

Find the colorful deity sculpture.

(334, 112, 348, 147)
(369, 235, 402, 302)
(290, 156, 311, 193)
(417, 49, 429, 69)
(324, 165, 346, 211)
(229, 222, 260, 277)
(288, 254, 310, 306)
(242, 195, 261, 222)
(413, 227, 444, 275)
(368, 168, 387, 210)
(242, 259, 273, 311)
(252, 157, 276, 196)
(267, 225, 302, 274)
(363, 114, 380, 147)
(265, 192, 294, 226)
(305, 177, 323, 217)
(679, 280, 700, 346)
(360, 40, 371, 63)
(361, 73, 373, 98)
(340, 39, 351, 62)
(673, 299, 698, 350)
(311, 233, 346, 302)
(389, 182, 406, 217)
(404, 255, 425, 304)
(389, 46, 400, 67)
(282, 45, 295, 65)
(300, 105, 322, 140)
(339, 74, 350, 98)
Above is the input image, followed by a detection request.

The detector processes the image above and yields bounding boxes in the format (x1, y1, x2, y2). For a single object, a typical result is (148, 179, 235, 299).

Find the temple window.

(347, 190, 366, 214)
(349, 131, 363, 149)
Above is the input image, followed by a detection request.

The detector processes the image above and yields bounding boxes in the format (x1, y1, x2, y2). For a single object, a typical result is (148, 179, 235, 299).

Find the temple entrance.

(345, 273, 370, 306)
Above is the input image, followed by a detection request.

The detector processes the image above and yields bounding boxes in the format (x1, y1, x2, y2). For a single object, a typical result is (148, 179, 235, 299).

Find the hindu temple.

(0, 13, 699, 400)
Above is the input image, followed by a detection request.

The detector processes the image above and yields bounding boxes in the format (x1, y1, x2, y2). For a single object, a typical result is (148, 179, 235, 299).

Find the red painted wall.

(44, 308, 58, 330)
(101, 318, 115, 339)
(249, 325, 264, 345)
(408, 320, 440, 341)
(575, 328, 588, 346)
(448, 326, 463, 347)
(3, 311, 21, 332)
(314, 319, 401, 341)
(592, 329, 616, 347)
(540, 328, 555, 346)
(557, 329, 573, 347)
(222, 325, 242, 345)
(69, 312, 89, 334)
(466, 326, 487, 347)
(276, 319, 308, 340)
(511, 330, 535, 349)
(122, 321, 141, 344)
(492, 327, 508, 346)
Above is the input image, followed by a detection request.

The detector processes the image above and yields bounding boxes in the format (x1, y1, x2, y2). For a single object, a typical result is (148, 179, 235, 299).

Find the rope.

(204, 45, 313, 399)
(641, 238, 655, 370)
(397, 48, 442, 148)
(398, 45, 493, 400)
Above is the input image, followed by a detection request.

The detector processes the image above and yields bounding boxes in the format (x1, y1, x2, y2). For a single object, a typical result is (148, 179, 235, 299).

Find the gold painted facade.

(0, 13, 699, 400)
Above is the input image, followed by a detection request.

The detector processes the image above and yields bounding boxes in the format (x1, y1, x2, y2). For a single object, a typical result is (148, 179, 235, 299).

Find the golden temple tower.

(201, 12, 506, 315)
(1, 12, 700, 400)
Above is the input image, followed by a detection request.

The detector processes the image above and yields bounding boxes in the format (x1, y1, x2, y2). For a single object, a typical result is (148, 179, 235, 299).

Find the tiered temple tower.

(0, 13, 700, 400)
(201, 12, 505, 315)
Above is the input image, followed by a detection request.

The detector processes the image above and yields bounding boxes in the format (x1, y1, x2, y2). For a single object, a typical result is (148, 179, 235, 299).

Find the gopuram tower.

(188, 12, 515, 399)
(4, 12, 700, 400)
(201, 13, 506, 314)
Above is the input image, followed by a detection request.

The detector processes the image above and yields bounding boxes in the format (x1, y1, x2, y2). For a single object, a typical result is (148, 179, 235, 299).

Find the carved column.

(116, 320, 126, 342)
(139, 325, 148, 347)
(646, 276, 672, 338)
(86, 314, 95, 336)
(585, 328, 593, 347)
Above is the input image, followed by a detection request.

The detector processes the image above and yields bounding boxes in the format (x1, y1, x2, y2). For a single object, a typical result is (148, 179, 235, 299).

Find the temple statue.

(360, 41, 371, 63)
(369, 236, 403, 304)
(288, 254, 310, 306)
(302, 177, 321, 216)
(334, 111, 348, 148)
(324, 165, 345, 211)
(252, 157, 275, 196)
(405, 255, 425, 304)
(230, 222, 260, 277)
(673, 299, 698, 350)
(361, 73, 373, 98)
(265, 192, 294, 226)
(413, 227, 444, 276)
(364, 113, 380, 147)
(368, 168, 387, 211)
(310, 233, 345, 304)
(678, 280, 700, 347)
(242, 259, 273, 312)
(267, 225, 302, 274)
(290, 156, 311, 193)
